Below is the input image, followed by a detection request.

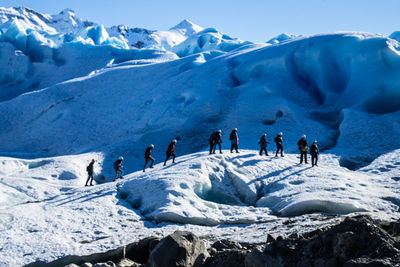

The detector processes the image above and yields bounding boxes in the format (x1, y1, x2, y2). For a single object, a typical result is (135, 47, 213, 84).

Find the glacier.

(0, 6, 400, 266)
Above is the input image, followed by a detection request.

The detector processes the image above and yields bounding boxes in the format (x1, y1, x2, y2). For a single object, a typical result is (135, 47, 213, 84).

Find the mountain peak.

(170, 19, 203, 36)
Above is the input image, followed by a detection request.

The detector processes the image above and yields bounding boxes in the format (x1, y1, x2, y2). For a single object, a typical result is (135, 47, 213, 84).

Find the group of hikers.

(85, 129, 320, 186)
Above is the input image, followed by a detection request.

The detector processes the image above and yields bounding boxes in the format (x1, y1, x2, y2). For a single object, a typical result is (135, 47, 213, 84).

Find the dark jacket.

(258, 136, 268, 147)
(297, 138, 308, 151)
(166, 142, 175, 154)
(145, 147, 153, 159)
(229, 131, 238, 145)
(310, 143, 319, 155)
(113, 159, 123, 169)
(274, 135, 283, 145)
(209, 132, 222, 144)
(87, 161, 94, 174)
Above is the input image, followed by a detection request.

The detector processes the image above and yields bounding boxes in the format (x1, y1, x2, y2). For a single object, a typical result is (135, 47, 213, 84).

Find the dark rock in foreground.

(25, 215, 400, 267)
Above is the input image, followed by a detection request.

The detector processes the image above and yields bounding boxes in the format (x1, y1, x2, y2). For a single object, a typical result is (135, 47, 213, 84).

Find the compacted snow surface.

(1, 150, 400, 266)
(0, 6, 400, 266)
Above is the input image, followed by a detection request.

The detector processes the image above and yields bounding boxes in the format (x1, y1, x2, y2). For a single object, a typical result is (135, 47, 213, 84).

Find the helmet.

(150, 144, 154, 148)
(217, 130, 222, 133)
(263, 133, 267, 136)
(234, 128, 237, 131)
(302, 135, 306, 138)
(91, 159, 95, 162)
(118, 156, 124, 160)
(172, 139, 177, 143)
(278, 132, 283, 136)
(314, 140, 317, 143)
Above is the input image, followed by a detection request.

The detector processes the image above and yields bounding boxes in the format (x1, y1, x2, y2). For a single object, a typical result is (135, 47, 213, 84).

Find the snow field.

(1, 150, 399, 265)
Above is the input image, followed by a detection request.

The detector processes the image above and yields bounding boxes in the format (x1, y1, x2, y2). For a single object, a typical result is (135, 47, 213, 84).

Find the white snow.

(1, 150, 399, 265)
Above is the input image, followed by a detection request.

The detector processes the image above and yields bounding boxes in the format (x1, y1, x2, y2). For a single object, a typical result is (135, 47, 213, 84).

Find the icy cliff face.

(1, 29, 399, 171)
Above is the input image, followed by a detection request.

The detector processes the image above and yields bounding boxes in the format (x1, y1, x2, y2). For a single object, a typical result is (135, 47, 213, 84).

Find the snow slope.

(1, 150, 399, 265)
(0, 32, 399, 172)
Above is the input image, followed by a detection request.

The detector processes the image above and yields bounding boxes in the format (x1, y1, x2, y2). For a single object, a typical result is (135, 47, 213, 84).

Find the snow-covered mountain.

(0, 7, 95, 34)
(1, 6, 400, 266)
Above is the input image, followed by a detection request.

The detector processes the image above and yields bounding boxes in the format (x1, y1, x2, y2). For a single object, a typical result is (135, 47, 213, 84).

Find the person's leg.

(275, 146, 278, 156)
(230, 143, 233, 153)
(212, 142, 216, 154)
(259, 147, 263, 156)
(300, 152, 303, 164)
(311, 155, 315, 166)
(143, 159, 148, 172)
(172, 152, 176, 163)
(280, 145, 284, 157)
(315, 155, 318, 166)
(218, 142, 222, 153)
(150, 156, 155, 168)
(89, 174, 94, 185)
(113, 169, 118, 182)
(305, 152, 308, 163)
(85, 174, 90, 186)
(209, 141, 213, 154)
(164, 153, 170, 166)
(235, 144, 239, 153)
(119, 169, 124, 179)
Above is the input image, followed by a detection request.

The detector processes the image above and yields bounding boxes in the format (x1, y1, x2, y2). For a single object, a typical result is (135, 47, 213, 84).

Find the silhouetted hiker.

(258, 133, 269, 156)
(164, 139, 177, 166)
(85, 159, 95, 186)
(209, 130, 223, 154)
(310, 140, 319, 167)
(113, 156, 124, 181)
(274, 132, 284, 157)
(143, 144, 155, 172)
(297, 135, 308, 164)
(229, 128, 239, 153)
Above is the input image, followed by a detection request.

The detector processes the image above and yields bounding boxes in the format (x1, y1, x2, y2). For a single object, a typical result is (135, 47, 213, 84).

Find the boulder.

(125, 236, 160, 263)
(93, 262, 116, 267)
(211, 240, 242, 251)
(116, 258, 141, 267)
(202, 249, 247, 267)
(344, 258, 393, 267)
(148, 231, 208, 267)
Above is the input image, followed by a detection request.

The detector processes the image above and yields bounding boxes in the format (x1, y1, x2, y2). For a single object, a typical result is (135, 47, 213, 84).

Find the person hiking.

(213, 130, 223, 154)
(258, 133, 269, 156)
(164, 139, 177, 166)
(297, 135, 308, 164)
(209, 131, 215, 154)
(85, 159, 95, 186)
(143, 144, 155, 172)
(229, 128, 239, 153)
(274, 132, 284, 157)
(310, 140, 319, 167)
(209, 130, 223, 154)
(113, 156, 124, 181)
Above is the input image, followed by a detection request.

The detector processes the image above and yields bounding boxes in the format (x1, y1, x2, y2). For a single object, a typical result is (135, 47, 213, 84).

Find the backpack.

(229, 132, 235, 140)
(86, 165, 90, 172)
(274, 137, 278, 143)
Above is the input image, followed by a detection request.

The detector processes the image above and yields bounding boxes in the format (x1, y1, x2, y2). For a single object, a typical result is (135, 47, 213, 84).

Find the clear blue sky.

(1, 0, 399, 42)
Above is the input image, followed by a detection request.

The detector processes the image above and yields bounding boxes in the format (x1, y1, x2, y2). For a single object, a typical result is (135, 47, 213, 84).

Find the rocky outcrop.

(26, 215, 400, 267)
(148, 231, 208, 267)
